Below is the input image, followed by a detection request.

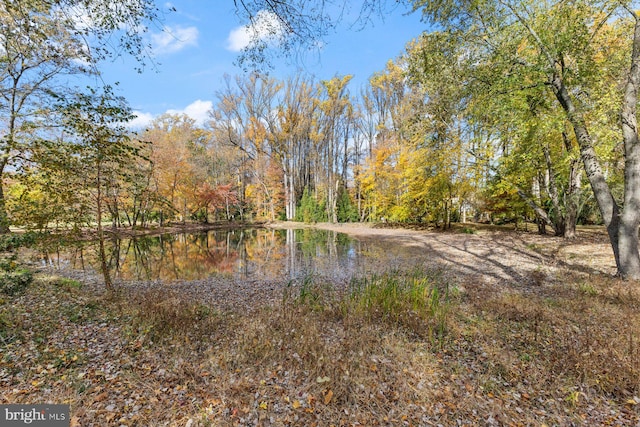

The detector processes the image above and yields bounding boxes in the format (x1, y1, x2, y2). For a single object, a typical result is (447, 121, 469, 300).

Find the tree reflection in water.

(37, 228, 367, 282)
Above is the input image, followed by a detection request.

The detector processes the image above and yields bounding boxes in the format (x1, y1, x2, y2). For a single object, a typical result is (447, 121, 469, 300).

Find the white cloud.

(226, 10, 286, 52)
(167, 100, 213, 126)
(129, 111, 155, 130)
(152, 25, 199, 55)
(128, 100, 213, 130)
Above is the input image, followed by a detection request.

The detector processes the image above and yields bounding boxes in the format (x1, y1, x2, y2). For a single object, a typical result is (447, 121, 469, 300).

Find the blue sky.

(99, 1, 427, 128)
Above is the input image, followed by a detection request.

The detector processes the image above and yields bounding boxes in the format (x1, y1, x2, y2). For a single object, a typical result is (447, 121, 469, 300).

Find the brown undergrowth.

(1, 267, 640, 425)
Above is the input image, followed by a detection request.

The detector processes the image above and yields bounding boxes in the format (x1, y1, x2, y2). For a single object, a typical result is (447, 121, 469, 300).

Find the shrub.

(0, 268, 33, 295)
(0, 232, 39, 252)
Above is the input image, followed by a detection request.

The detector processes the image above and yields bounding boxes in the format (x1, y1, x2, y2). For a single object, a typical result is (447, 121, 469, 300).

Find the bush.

(0, 232, 39, 252)
(51, 277, 83, 290)
(0, 268, 33, 295)
(0, 232, 39, 296)
(336, 186, 358, 222)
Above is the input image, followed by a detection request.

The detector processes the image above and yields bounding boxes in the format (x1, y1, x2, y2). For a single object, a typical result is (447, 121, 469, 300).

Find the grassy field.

(1, 258, 639, 426)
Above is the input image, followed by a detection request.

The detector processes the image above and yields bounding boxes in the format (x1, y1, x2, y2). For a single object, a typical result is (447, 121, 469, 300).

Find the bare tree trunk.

(96, 163, 113, 291)
(284, 164, 296, 220)
(331, 179, 339, 223)
(516, 188, 556, 232)
(284, 169, 291, 220)
(562, 131, 582, 239)
(618, 12, 640, 279)
(563, 158, 582, 239)
(551, 72, 622, 273)
(289, 172, 296, 220)
(542, 144, 565, 236)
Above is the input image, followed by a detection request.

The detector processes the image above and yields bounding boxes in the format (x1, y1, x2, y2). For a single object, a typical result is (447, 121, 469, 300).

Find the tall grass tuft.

(345, 268, 456, 341)
(285, 269, 457, 343)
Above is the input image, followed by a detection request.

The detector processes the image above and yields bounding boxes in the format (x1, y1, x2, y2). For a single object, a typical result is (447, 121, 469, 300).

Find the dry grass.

(1, 267, 640, 425)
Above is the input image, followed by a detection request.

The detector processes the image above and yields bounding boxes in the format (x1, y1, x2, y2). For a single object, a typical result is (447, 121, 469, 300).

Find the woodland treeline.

(8, 23, 624, 234)
(4, 1, 640, 279)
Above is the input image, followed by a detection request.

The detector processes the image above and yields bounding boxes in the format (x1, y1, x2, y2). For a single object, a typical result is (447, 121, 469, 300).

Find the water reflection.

(37, 228, 369, 282)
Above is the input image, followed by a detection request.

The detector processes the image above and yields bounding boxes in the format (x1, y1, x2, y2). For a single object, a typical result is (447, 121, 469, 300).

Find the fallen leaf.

(259, 401, 268, 410)
(316, 376, 330, 383)
(307, 395, 316, 406)
(324, 389, 333, 404)
(292, 400, 301, 409)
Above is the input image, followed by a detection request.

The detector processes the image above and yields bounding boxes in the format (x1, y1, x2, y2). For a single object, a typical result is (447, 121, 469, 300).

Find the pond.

(35, 227, 415, 283)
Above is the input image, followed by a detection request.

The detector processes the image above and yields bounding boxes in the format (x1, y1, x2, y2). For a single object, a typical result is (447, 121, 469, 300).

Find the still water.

(37, 228, 399, 283)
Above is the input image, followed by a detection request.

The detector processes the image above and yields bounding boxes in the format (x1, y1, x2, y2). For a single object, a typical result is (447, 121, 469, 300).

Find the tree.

(56, 86, 145, 290)
(316, 75, 354, 223)
(232, 0, 396, 70)
(143, 114, 203, 223)
(210, 73, 284, 220)
(195, 183, 239, 222)
(0, 0, 159, 232)
(404, 32, 477, 228)
(273, 75, 318, 221)
(357, 61, 411, 221)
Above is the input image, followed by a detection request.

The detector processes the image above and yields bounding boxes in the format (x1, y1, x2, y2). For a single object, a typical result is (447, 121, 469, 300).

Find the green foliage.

(52, 277, 83, 291)
(294, 275, 334, 311)
(288, 268, 457, 341)
(0, 0, 159, 231)
(461, 226, 476, 234)
(296, 187, 326, 223)
(578, 282, 598, 297)
(0, 269, 33, 296)
(0, 232, 38, 296)
(3, 0, 634, 244)
(336, 186, 358, 222)
(481, 174, 532, 223)
(0, 232, 38, 252)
